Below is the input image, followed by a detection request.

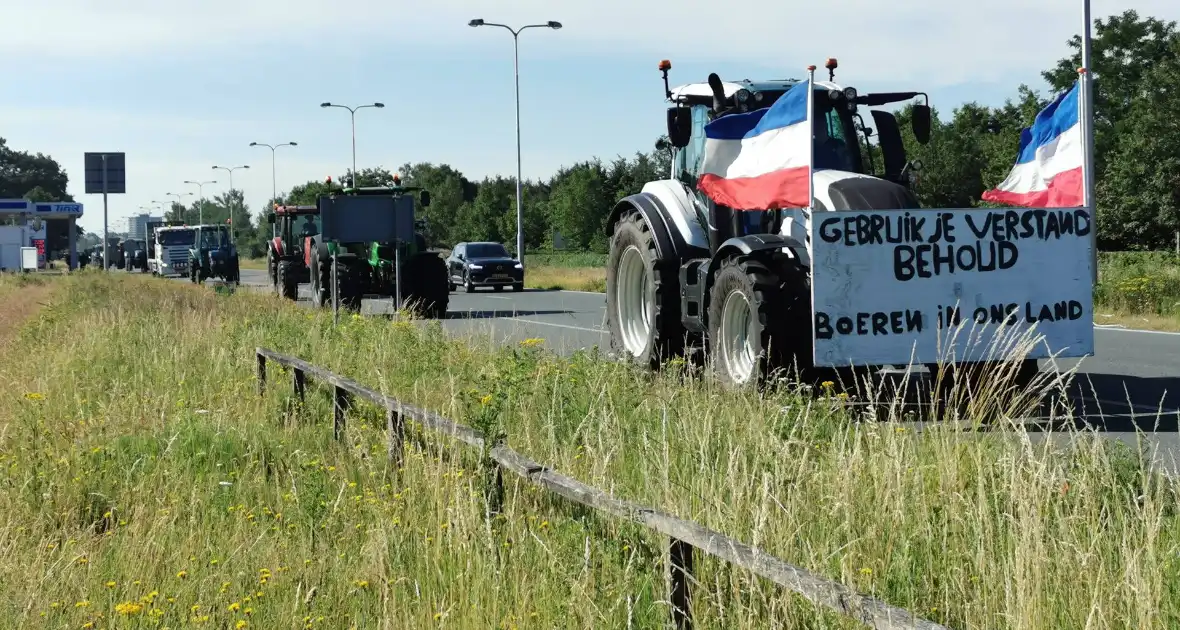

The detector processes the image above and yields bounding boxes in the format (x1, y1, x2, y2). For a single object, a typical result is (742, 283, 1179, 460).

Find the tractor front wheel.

(706, 256, 811, 389)
(277, 260, 298, 300)
(310, 245, 332, 308)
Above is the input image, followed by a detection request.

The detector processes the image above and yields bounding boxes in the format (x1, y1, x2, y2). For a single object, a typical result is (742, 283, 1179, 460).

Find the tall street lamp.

(468, 17, 562, 260)
(165, 192, 194, 222)
(250, 141, 298, 237)
(184, 180, 218, 225)
(320, 102, 384, 183)
(213, 164, 250, 234)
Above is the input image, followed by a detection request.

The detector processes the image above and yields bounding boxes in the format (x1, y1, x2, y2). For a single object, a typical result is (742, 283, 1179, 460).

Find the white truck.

(150, 225, 196, 277)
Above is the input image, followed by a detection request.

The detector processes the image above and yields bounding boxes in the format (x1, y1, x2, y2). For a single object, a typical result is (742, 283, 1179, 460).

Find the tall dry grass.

(0, 271, 1176, 629)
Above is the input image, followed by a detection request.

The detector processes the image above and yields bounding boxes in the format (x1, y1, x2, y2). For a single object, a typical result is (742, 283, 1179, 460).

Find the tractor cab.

(662, 58, 931, 188)
(658, 57, 935, 254)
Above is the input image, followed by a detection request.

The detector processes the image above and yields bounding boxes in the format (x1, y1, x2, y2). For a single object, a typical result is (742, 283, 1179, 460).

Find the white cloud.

(10, 1, 1178, 87)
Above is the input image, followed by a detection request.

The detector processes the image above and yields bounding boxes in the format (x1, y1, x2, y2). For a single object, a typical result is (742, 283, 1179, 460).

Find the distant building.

(128, 214, 162, 241)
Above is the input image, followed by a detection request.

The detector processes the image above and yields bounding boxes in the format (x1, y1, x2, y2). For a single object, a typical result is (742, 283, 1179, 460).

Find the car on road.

(445, 241, 523, 292)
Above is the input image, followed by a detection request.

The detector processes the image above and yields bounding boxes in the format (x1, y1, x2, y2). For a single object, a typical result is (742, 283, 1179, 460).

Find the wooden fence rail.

(253, 347, 949, 630)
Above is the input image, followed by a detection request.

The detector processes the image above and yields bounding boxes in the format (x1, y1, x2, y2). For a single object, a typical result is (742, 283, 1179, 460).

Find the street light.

(212, 165, 249, 236)
(468, 17, 562, 260)
(183, 180, 218, 224)
(320, 102, 384, 184)
(250, 141, 298, 237)
(165, 192, 193, 222)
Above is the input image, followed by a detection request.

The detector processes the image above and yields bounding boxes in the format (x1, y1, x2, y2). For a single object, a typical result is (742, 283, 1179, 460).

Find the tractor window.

(295, 215, 321, 238)
(200, 229, 229, 249)
(680, 105, 710, 179)
(813, 103, 861, 173)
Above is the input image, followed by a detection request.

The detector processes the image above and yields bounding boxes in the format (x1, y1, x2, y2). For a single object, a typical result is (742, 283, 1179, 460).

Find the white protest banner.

(808, 207, 1095, 367)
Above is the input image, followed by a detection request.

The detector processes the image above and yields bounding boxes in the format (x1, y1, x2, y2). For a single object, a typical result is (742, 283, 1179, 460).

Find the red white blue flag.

(982, 81, 1083, 208)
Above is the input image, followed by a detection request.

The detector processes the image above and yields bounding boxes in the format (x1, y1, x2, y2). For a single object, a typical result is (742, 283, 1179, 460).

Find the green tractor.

(265, 204, 321, 300)
(188, 224, 240, 284)
(307, 176, 448, 318)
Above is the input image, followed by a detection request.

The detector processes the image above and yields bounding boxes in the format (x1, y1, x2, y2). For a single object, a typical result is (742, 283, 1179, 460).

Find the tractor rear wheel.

(267, 247, 277, 287)
(401, 253, 450, 319)
(277, 260, 298, 300)
(706, 255, 811, 389)
(605, 209, 684, 369)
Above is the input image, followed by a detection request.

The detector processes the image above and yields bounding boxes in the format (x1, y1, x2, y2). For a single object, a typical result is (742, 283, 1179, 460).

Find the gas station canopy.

(0, 199, 85, 218)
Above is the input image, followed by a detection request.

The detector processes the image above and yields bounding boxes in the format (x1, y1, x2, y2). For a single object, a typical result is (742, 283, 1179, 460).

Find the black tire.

(706, 255, 811, 389)
(277, 260, 298, 300)
(401, 253, 450, 318)
(605, 209, 684, 369)
(310, 244, 332, 308)
(513, 282, 523, 292)
(464, 272, 475, 293)
(189, 263, 198, 284)
(335, 260, 362, 311)
(266, 247, 277, 287)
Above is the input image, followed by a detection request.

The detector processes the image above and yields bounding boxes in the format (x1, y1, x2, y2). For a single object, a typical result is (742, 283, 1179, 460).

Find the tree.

(546, 161, 613, 251)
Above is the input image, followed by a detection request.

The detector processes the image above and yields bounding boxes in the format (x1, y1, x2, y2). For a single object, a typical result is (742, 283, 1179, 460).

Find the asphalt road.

(209, 268, 1180, 472)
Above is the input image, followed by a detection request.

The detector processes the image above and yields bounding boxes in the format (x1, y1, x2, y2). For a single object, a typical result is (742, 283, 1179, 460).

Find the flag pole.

(1080, 0, 1097, 285)
(806, 65, 816, 212)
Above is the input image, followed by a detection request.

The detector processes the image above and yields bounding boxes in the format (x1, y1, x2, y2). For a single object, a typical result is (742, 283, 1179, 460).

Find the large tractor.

(265, 204, 320, 300)
(306, 176, 448, 318)
(605, 58, 1077, 392)
(188, 224, 240, 284)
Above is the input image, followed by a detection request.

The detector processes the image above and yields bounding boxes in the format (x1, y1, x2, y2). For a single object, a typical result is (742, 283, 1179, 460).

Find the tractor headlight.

(843, 87, 857, 101)
(734, 89, 750, 104)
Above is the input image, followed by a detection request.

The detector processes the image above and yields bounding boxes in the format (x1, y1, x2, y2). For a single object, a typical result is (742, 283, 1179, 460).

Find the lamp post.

(165, 192, 193, 222)
(250, 141, 298, 236)
(468, 17, 562, 260)
(319, 102, 384, 184)
(212, 165, 249, 235)
(184, 180, 217, 225)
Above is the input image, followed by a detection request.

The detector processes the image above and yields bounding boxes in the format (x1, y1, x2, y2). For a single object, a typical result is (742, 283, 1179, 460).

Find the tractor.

(305, 175, 448, 318)
(265, 204, 320, 300)
(188, 224, 240, 284)
(604, 58, 1067, 393)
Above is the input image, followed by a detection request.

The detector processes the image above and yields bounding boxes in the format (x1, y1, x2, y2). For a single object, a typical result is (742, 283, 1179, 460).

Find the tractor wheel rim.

(616, 245, 652, 357)
(720, 288, 757, 384)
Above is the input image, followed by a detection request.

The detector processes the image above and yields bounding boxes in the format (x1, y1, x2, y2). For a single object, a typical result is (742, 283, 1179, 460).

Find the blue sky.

(4, 0, 1174, 235)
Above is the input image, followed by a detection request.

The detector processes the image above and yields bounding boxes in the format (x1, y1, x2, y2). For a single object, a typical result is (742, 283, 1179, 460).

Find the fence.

(253, 347, 948, 630)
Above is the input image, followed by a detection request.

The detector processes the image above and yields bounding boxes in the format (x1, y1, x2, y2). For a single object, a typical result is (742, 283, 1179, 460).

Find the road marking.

(1094, 325, 1180, 336)
(503, 316, 607, 334)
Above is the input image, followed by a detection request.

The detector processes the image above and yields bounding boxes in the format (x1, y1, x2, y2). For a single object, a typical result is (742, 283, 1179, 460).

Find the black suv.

(446, 242, 523, 292)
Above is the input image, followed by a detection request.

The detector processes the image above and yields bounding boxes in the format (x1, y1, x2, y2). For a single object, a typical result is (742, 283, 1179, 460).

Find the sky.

(2, 0, 1175, 235)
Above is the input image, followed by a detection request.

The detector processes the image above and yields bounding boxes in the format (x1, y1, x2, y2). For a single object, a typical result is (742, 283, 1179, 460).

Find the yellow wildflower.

(115, 601, 144, 615)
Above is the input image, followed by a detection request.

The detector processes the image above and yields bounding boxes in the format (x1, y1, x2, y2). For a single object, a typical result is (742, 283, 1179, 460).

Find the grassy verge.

(5, 272, 1177, 629)
(1095, 251, 1180, 331)
(239, 257, 267, 271)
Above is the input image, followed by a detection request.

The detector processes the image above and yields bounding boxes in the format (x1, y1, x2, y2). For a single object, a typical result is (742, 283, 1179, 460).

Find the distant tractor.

(188, 224, 240, 284)
(306, 176, 448, 318)
(604, 58, 1085, 391)
(265, 204, 321, 300)
(121, 238, 149, 272)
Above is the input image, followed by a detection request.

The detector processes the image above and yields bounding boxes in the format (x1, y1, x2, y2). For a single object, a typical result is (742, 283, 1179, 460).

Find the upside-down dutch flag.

(697, 80, 812, 210)
(982, 80, 1083, 208)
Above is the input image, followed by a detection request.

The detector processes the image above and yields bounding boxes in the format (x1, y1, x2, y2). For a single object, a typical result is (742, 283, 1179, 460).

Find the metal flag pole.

(805, 65, 816, 213)
(1080, 0, 1097, 286)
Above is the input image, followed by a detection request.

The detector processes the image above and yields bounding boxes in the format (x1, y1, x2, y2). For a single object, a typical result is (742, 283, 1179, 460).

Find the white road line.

(1088, 398, 1180, 415)
(1094, 325, 1180, 336)
(503, 316, 607, 334)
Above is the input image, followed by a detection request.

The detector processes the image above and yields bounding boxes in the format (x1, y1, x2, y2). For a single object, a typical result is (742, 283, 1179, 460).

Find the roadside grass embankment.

(1095, 251, 1180, 331)
(2, 271, 1177, 629)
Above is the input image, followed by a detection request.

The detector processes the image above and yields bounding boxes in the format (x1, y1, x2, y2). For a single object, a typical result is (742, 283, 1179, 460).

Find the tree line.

(3, 10, 1177, 259)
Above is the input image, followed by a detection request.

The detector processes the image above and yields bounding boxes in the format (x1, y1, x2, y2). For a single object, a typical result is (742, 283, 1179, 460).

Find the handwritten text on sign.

(809, 208, 1095, 367)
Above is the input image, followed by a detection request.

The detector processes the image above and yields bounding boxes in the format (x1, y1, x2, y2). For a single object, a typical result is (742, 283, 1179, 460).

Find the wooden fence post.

(292, 368, 306, 402)
(334, 386, 350, 441)
(256, 353, 267, 395)
(669, 538, 694, 630)
(387, 406, 404, 468)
